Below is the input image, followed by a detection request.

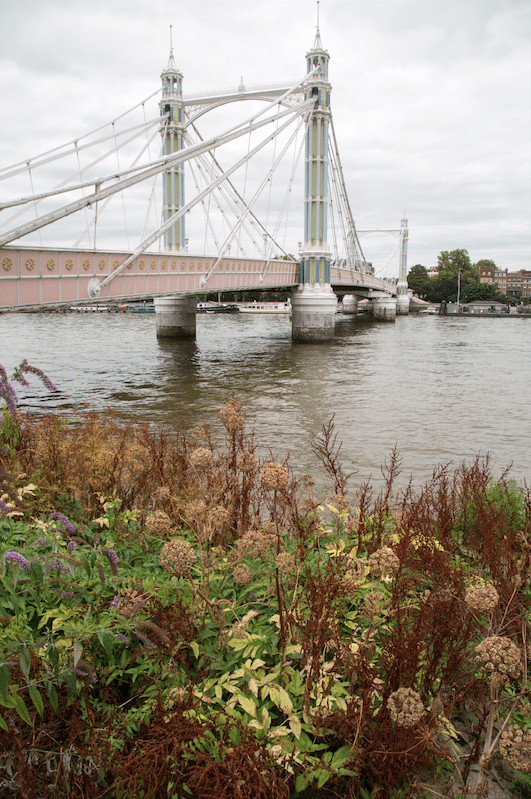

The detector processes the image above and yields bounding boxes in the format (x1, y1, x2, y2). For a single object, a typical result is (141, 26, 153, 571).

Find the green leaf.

(288, 715, 301, 739)
(317, 769, 330, 789)
(28, 684, 44, 717)
(295, 775, 309, 792)
(190, 641, 199, 658)
(45, 681, 59, 713)
(73, 639, 83, 667)
(98, 631, 114, 658)
(0, 715, 7, 731)
(47, 643, 59, 675)
(277, 686, 293, 716)
(237, 692, 256, 718)
(19, 647, 31, 680)
(0, 664, 10, 704)
(30, 561, 44, 585)
(9, 692, 32, 726)
(331, 745, 353, 770)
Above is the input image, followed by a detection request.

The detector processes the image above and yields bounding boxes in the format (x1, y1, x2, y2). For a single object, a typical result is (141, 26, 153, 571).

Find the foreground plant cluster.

(0, 364, 530, 798)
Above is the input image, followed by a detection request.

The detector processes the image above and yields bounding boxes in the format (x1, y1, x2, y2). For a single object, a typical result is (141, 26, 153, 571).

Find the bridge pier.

(371, 294, 397, 321)
(396, 295, 410, 315)
(291, 284, 337, 341)
(342, 294, 358, 315)
(154, 295, 196, 338)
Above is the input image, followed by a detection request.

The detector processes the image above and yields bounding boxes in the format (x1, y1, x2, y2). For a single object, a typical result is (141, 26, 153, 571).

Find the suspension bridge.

(0, 23, 410, 340)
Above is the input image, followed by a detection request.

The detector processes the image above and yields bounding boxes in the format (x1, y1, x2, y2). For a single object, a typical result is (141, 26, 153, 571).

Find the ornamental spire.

(313, 1, 324, 50)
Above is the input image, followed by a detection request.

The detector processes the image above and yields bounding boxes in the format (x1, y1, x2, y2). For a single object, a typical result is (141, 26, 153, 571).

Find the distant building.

(478, 263, 531, 298)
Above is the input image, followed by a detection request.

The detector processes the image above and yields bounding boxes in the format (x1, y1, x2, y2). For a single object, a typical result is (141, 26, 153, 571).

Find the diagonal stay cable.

(0, 98, 313, 248)
(94, 98, 315, 294)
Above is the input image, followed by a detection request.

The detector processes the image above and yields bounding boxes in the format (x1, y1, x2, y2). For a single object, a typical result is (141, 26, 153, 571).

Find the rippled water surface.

(1, 310, 530, 493)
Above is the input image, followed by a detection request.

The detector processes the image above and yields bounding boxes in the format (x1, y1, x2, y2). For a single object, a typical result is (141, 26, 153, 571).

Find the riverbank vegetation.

(407, 251, 527, 306)
(1, 364, 530, 798)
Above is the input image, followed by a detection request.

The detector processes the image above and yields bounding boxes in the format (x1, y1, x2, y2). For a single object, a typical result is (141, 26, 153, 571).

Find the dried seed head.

(230, 609, 259, 640)
(499, 724, 531, 773)
(184, 499, 207, 522)
(260, 462, 289, 492)
(369, 546, 400, 578)
(190, 425, 208, 444)
(363, 590, 385, 618)
(465, 582, 500, 614)
(219, 399, 244, 432)
(208, 505, 231, 530)
(145, 510, 175, 537)
(118, 587, 147, 618)
(189, 447, 213, 470)
(342, 559, 367, 593)
(474, 636, 523, 685)
(237, 451, 258, 473)
(387, 687, 425, 727)
(160, 539, 197, 577)
(330, 494, 350, 513)
(233, 564, 253, 585)
(236, 529, 277, 558)
(275, 551, 296, 576)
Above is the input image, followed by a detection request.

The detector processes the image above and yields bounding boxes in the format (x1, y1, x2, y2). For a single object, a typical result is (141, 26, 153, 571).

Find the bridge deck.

(0, 247, 396, 310)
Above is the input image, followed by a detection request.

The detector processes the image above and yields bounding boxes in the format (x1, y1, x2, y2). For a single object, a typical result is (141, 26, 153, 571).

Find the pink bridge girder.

(0, 247, 395, 310)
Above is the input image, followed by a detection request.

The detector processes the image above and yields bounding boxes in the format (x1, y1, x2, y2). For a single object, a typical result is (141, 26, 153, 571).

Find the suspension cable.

(0, 90, 161, 177)
(0, 97, 313, 247)
(95, 98, 314, 291)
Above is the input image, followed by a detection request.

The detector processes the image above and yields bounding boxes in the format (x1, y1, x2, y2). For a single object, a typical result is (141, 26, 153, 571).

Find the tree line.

(407, 250, 515, 304)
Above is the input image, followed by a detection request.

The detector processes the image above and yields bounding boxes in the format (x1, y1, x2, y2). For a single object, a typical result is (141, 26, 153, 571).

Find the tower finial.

(317, 0, 320, 30)
(169, 24, 173, 55)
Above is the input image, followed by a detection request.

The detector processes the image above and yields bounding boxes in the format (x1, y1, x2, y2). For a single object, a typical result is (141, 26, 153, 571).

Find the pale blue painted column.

(396, 217, 410, 315)
(159, 50, 186, 252)
(292, 26, 337, 341)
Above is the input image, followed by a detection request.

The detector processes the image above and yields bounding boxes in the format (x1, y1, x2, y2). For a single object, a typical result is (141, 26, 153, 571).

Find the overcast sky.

(0, 0, 529, 274)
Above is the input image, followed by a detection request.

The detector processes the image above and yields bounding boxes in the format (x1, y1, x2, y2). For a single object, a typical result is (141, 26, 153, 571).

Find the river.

(1, 310, 530, 496)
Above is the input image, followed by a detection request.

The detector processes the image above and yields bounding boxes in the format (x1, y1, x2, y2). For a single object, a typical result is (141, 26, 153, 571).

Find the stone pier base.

(396, 295, 410, 315)
(291, 284, 337, 342)
(372, 294, 397, 321)
(342, 294, 358, 315)
(154, 295, 197, 338)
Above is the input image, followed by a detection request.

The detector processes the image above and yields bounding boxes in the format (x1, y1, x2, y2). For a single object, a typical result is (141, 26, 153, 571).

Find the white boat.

(237, 299, 291, 315)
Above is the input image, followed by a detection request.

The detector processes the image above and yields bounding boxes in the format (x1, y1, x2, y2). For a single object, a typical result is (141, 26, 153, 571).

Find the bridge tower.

(159, 44, 186, 252)
(154, 45, 196, 337)
(291, 22, 337, 341)
(396, 216, 410, 314)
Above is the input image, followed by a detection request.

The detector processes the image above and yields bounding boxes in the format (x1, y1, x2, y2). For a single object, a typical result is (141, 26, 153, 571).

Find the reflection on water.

(1, 310, 530, 493)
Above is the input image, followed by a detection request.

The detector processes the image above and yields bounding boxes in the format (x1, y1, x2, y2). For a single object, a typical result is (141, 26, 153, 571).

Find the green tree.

(407, 264, 431, 299)
(431, 249, 479, 302)
(461, 282, 503, 303)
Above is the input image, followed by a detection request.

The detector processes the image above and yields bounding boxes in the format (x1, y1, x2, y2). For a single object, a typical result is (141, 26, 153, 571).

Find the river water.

(1, 310, 530, 495)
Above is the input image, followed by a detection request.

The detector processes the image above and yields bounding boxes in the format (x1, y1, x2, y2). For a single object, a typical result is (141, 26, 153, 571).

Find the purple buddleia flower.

(50, 512, 76, 534)
(54, 589, 75, 599)
(0, 499, 13, 515)
(50, 559, 69, 574)
(4, 550, 30, 570)
(110, 596, 120, 608)
(16, 360, 58, 393)
(7, 716, 19, 735)
(67, 541, 78, 552)
(101, 547, 119, 565)
(114, 633, 129, 643)
(36, 539, 47, 547)
(0, 375, 18, 416)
